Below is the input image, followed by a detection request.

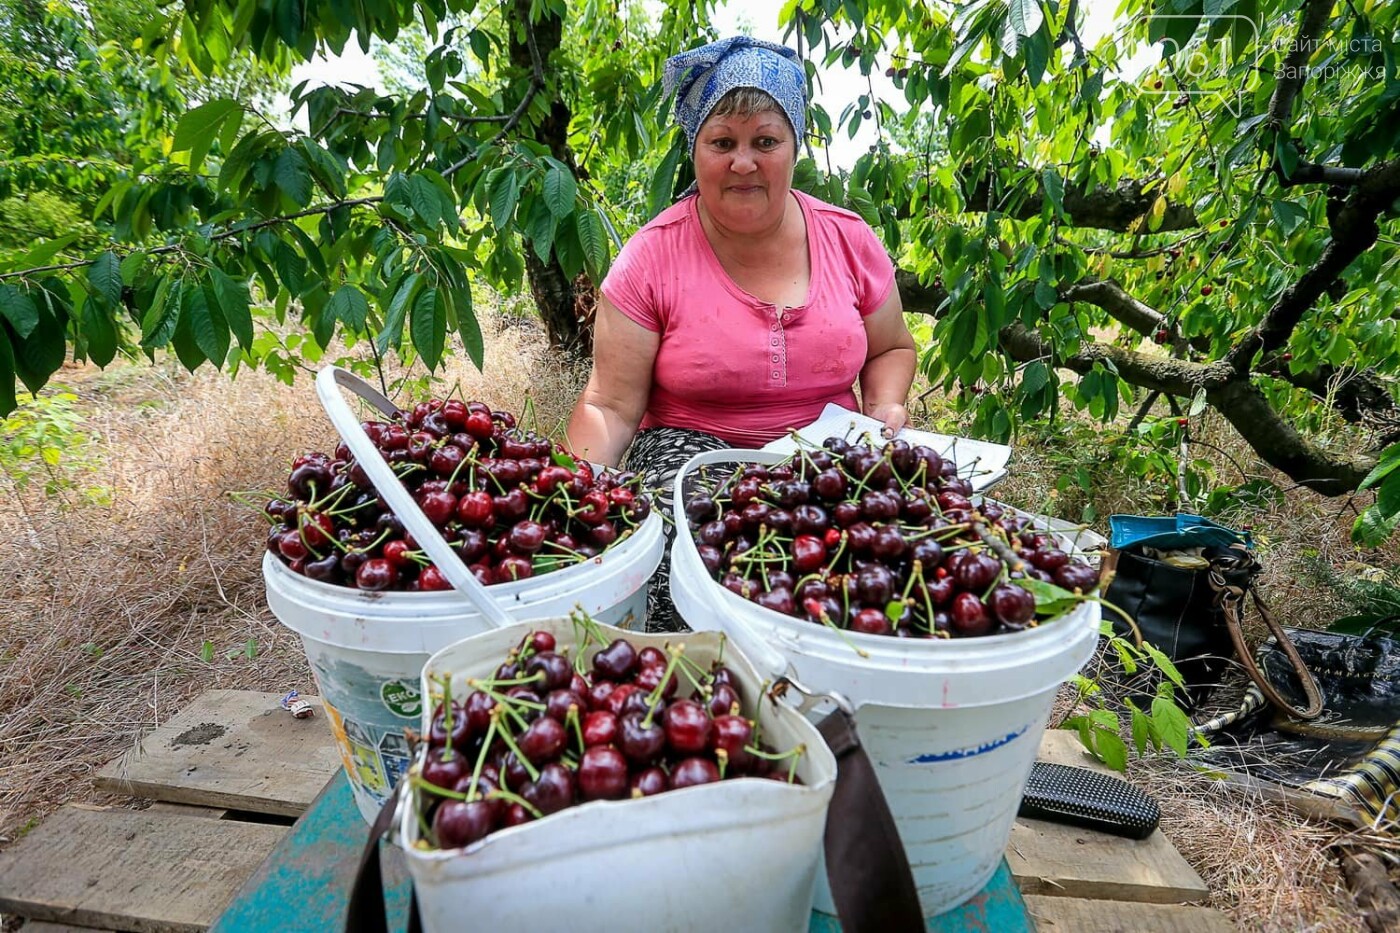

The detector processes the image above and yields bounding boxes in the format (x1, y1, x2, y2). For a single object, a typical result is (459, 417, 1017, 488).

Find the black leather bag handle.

(346, 712, 924, 933)
(345, 781, 420, 933)
(816, 706, 925, 932)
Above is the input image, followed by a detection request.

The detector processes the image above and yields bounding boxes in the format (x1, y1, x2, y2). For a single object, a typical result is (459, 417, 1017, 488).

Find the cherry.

(709, 715, 756, 772)
(670, 757, 721, 789)
(433, 799, 495, 849)
(950, 592, 995, 637)
(592, 639, 639, 681)
(582, 710, 619, 747)
(990, 583, 1036, 628)
(706, 682, 742, 718)
(456, 491, 494, 527)
(428, 700, 471, 748)
(630, 766, 668, 798)
(421, 745, 472, 789)
(522, 762, 575, 815)
(507, 520, 547, 554)
(578, 746, 629, 801)
(850, 607, 893, 636)
(544, 689, 585, 723)
(791, 535, 827, 573)
(525, 652, 573, 692)
(463, 690, 496, 735)
(618, 711, 666, 764)
(1053, 563, 1100, 593)
(355, 558, 396, 591)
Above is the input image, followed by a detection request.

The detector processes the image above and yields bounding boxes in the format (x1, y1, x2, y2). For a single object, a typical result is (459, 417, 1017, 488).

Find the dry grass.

(0, 305, 585, 846)
(2, 305, 1394, 930)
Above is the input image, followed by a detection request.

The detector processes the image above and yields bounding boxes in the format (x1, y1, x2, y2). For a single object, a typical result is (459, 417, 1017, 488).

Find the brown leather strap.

(1215, 576, 1325, 720)
(346, 781, 421, 933)
(817, 708, 925, 932)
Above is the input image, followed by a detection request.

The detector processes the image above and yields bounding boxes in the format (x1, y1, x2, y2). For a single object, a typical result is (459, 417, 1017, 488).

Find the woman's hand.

(865, 401, 909, 438)
(858, 287, 917, 440)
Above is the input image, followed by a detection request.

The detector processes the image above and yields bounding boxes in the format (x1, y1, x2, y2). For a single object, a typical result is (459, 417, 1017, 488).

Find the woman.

(565, 37, 916, 628)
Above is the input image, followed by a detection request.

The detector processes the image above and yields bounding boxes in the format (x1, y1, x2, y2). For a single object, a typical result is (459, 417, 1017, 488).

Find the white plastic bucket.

(263, 368, 664, 823)
(398, 616, 837, 933)
(669, 449, 1101, 918)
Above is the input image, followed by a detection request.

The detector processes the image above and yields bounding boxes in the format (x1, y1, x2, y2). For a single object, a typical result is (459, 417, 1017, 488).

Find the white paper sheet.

(759, 403, 1013, 491)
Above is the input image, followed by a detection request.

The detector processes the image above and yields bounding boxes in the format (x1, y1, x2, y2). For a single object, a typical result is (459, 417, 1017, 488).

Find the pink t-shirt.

(602, 190, 896, 447)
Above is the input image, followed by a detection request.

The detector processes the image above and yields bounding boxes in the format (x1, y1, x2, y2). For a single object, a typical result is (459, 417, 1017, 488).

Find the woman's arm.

(859, 287, 917, 436)
(564, 296, 661, 468)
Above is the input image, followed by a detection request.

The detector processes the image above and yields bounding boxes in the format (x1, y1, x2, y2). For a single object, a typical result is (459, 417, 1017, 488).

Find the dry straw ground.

(0, 304, 1394, 930)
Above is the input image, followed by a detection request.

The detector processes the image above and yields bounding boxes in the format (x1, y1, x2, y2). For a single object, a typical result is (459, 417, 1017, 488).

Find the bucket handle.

(671, 448, 794, 683)
(315, 366, 514, 630)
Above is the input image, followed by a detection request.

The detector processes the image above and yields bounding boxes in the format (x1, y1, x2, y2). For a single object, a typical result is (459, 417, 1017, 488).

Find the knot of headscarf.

(662, 36, 807, 155)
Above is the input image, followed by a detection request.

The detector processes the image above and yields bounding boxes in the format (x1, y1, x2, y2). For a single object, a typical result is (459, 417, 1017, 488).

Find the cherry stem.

(567, 704, 585, 756)
(488, 787, 543, 819)
(642, 645, 685, 728)
(438, 674, 457, 762)
(971, 519, 1025, 573)
(466, 714, 498, 801)
(494, 721, 541, 783)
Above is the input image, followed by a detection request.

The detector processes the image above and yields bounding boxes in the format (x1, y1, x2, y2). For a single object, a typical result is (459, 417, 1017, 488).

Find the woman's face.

(693, 109, 796, 234)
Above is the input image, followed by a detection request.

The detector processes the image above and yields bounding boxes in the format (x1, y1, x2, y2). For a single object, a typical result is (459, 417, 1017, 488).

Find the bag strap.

(817, 707, 925, 932)
(345, 781, 421, 933)
(1213, 569, 1325, 720)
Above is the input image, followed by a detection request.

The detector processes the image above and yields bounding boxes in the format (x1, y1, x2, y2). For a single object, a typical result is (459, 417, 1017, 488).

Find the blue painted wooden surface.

(211, 773, 413, 933)
(213, 771, 1031, 932)
(808, 862, 1032, 932)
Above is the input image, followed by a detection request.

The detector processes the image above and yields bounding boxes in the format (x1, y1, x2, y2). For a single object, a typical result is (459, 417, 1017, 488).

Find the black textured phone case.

(1018, 762, 1161, 840)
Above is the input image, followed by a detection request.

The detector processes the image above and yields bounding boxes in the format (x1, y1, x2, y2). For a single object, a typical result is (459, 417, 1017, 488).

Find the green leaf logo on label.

(380, 680, 422, 719)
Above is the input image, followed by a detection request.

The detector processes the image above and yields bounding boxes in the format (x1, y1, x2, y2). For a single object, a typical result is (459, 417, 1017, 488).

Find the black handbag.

(1194, 626, 1400, 830)
(1104, 544, 1322, 718)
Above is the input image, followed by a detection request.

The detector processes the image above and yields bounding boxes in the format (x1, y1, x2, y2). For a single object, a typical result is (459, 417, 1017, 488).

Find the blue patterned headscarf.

(662, 37, 807, 155)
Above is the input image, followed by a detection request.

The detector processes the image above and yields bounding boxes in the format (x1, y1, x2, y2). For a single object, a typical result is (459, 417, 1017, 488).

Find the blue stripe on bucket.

(906, 725, 1029, 764)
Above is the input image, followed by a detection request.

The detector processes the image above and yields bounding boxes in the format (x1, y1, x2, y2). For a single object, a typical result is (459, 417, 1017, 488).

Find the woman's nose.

(730, 147, 759, 173)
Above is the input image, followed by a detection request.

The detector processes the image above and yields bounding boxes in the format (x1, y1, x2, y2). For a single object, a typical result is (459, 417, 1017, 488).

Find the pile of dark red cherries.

(417, 626, 804, 850)
(683, 435, 1101, 638)
(261, 398, 650, 591)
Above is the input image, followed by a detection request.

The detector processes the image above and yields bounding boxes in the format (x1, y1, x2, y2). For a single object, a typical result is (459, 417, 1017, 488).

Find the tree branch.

(1266, 0, 1335, 129)
(1229, 157, 1400, 372)
(999, 322, 1375, 492)
(1060, 277, 1163, 336)
(1275, 160, 1368, 188)
(0, 197, 384, 282)
(442, 15, 547, 177)
(964, 172, 1199, 232)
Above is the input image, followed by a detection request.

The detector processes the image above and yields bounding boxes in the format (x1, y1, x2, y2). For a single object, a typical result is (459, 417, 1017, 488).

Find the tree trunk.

(508, 0, 592, 355)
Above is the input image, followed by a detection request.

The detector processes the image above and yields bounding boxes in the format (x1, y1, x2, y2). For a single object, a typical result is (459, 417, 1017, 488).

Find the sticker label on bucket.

(380, 679, 423, 719)
(906, 724, 1030, 764)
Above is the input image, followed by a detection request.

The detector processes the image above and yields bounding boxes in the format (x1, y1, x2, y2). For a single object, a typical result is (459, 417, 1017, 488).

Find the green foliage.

(0, 387, 110, 504)
(0, 0, 1395, 548)
(1062, 622, 1196, 771)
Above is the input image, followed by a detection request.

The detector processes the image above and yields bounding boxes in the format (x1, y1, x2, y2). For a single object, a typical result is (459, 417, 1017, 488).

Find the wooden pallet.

(0, 690, 1236, 932)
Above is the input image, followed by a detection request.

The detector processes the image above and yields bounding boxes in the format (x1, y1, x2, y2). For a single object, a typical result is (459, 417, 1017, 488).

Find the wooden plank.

(1035, 729, 1112, 770)
(1024, 896, 1236, 932)
(0, 806, 286, 933)
(146, 802, 230, 820)
(95, 690, 341, 817)
(20, 924, 119, 933)
(1011, 730, 1209, 904)
(1008, 818, 1207, 904)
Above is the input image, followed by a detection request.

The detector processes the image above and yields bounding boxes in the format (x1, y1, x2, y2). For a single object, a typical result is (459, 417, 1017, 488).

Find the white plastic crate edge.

(761, 403, 1012, 492)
